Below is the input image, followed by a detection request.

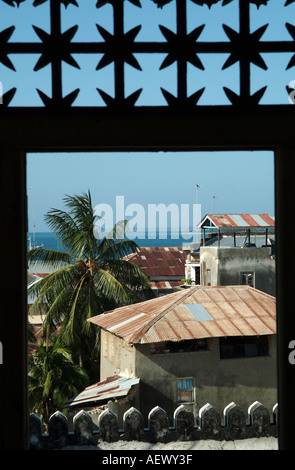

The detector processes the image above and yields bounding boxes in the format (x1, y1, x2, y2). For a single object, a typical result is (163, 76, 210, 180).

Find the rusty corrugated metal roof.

(89, 286, 276, 344)
(150, 280, 184, 290)
(198, 214, 275, 229)
(123, 246, 187, 277)
(64, 375, 140, 408)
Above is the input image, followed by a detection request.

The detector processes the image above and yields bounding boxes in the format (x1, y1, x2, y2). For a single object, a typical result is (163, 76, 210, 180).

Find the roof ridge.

(130, 286, 199, 344)
(246, 285, 276, 301)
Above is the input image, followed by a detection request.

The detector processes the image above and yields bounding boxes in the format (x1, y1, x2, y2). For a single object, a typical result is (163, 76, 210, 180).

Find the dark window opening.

(195, 266, 200, 285)
(219, 335, 269, 359)
(150, 338, 207, 355)
(207, 269, 211, 286)
(240, 272, 254, 287)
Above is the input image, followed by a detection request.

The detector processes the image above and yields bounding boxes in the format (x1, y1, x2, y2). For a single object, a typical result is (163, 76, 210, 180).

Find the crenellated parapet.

(29, 401, 278, 450)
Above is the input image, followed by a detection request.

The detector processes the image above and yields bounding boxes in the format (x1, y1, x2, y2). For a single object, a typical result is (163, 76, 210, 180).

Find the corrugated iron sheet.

(199, 214, 275, 229)
(89, 286, 276, 344)
(64, 375, 140, 408)
(123, 246, 187, 277)
(150, 280, 184, 290)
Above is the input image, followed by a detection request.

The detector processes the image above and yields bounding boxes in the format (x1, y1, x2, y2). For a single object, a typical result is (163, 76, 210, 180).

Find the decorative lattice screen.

(0, 0, 295, 109)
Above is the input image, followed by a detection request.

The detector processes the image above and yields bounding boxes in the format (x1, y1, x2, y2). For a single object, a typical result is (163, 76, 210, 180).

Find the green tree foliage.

(28, 337, 89, 429)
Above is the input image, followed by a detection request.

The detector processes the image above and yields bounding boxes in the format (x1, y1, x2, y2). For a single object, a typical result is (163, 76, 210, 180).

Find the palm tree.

(28, 337, 89, 429)
(28, 191, 150, 374)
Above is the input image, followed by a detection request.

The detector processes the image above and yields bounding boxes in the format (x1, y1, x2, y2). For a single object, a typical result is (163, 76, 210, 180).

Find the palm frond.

(93, 267, 130, 305)
(107, 259, 150, 289)
(97, 220, 131, 254)
(28, 264, 78, 308)
(46, 191, 100, 259)
(27, 247, 74, 267)
(98, 238, 140, 263)
(41, 285, 72, 340)
(44, 210, 81, 254)
(43, 370, 53, 398)
(52, 346, 73, 364)
(68, 276, 86, 341)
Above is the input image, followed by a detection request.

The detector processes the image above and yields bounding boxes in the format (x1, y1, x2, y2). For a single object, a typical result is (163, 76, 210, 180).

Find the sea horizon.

(27, 230, 199, 251)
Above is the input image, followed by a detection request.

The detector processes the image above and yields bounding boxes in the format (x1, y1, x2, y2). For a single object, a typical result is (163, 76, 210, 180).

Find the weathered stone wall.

(29, 401, 278, 450)
(200, 246, 275, 296)
(134, 338, 277, 426)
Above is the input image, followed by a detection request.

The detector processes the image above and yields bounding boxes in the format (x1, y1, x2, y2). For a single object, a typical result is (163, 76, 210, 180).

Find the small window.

(177, 377, 194, 403)
(240, 272, 254, 287)
(194, 266, 200, 285)
(207, 269, 211, 286)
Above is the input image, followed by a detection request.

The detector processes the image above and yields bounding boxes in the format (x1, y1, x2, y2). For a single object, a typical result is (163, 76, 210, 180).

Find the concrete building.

(185, 213, 276, 296)
(84, 285, 277, 426)
(200, 243, 275, 295)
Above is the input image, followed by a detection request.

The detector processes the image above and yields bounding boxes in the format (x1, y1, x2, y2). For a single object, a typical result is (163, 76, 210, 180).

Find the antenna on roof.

(196, 184, 201, 204)
(212, 195, 217, 212)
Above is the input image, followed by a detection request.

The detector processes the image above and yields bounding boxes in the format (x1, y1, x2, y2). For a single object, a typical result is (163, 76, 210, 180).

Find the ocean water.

(27, 231, 197, 251)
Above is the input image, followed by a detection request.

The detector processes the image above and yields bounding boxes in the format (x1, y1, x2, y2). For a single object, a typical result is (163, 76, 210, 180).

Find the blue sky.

(27, 150, 275, 233)
(1, 0, 289, 232)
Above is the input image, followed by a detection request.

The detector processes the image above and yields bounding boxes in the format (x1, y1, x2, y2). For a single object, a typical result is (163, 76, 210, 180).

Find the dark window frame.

(177, 377, 195, 404)
(240, 271, 255, 287)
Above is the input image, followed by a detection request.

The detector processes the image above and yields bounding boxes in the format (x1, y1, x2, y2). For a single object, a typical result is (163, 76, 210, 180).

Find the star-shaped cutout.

(0, 26, 16, 71)
(36, 88, 80, 108)
(222, 23, 268, 71)
(97, 88, 142, 108)
(33, 25, 80, 71)
(249, 0, 269, 6)
(161, 87, 205, 108)
(221, 0, 269, 6)
(96, 0, 141, 8)
(191, 0, 221, 8)
(33, 0, 78, 7)
(285, 23, 295, 69)
(151, 0, 173, 7)
(223, 85, 267, 106)
(1, 0, 26, 6)
(96, 25, 142, 71)
(159, 24, 205, 70)
(152, 0, 269, 7)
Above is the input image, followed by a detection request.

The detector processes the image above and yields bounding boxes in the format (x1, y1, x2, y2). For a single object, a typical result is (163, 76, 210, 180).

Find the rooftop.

(89, 285, 276, 345)
(64, 375, 140, 409)
(198, 214, 275, 229)
(123, 246, 187, 278)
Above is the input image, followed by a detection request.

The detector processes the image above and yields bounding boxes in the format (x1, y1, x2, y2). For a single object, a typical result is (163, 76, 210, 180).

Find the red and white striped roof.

(198, 214, 275, 229)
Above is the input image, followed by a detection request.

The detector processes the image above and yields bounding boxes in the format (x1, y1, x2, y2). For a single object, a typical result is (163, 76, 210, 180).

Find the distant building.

(185, 213, 275, 296)
(79, 285, 277, 426)
(124, 246, 189, 296)
(198, 213, 275, 238)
